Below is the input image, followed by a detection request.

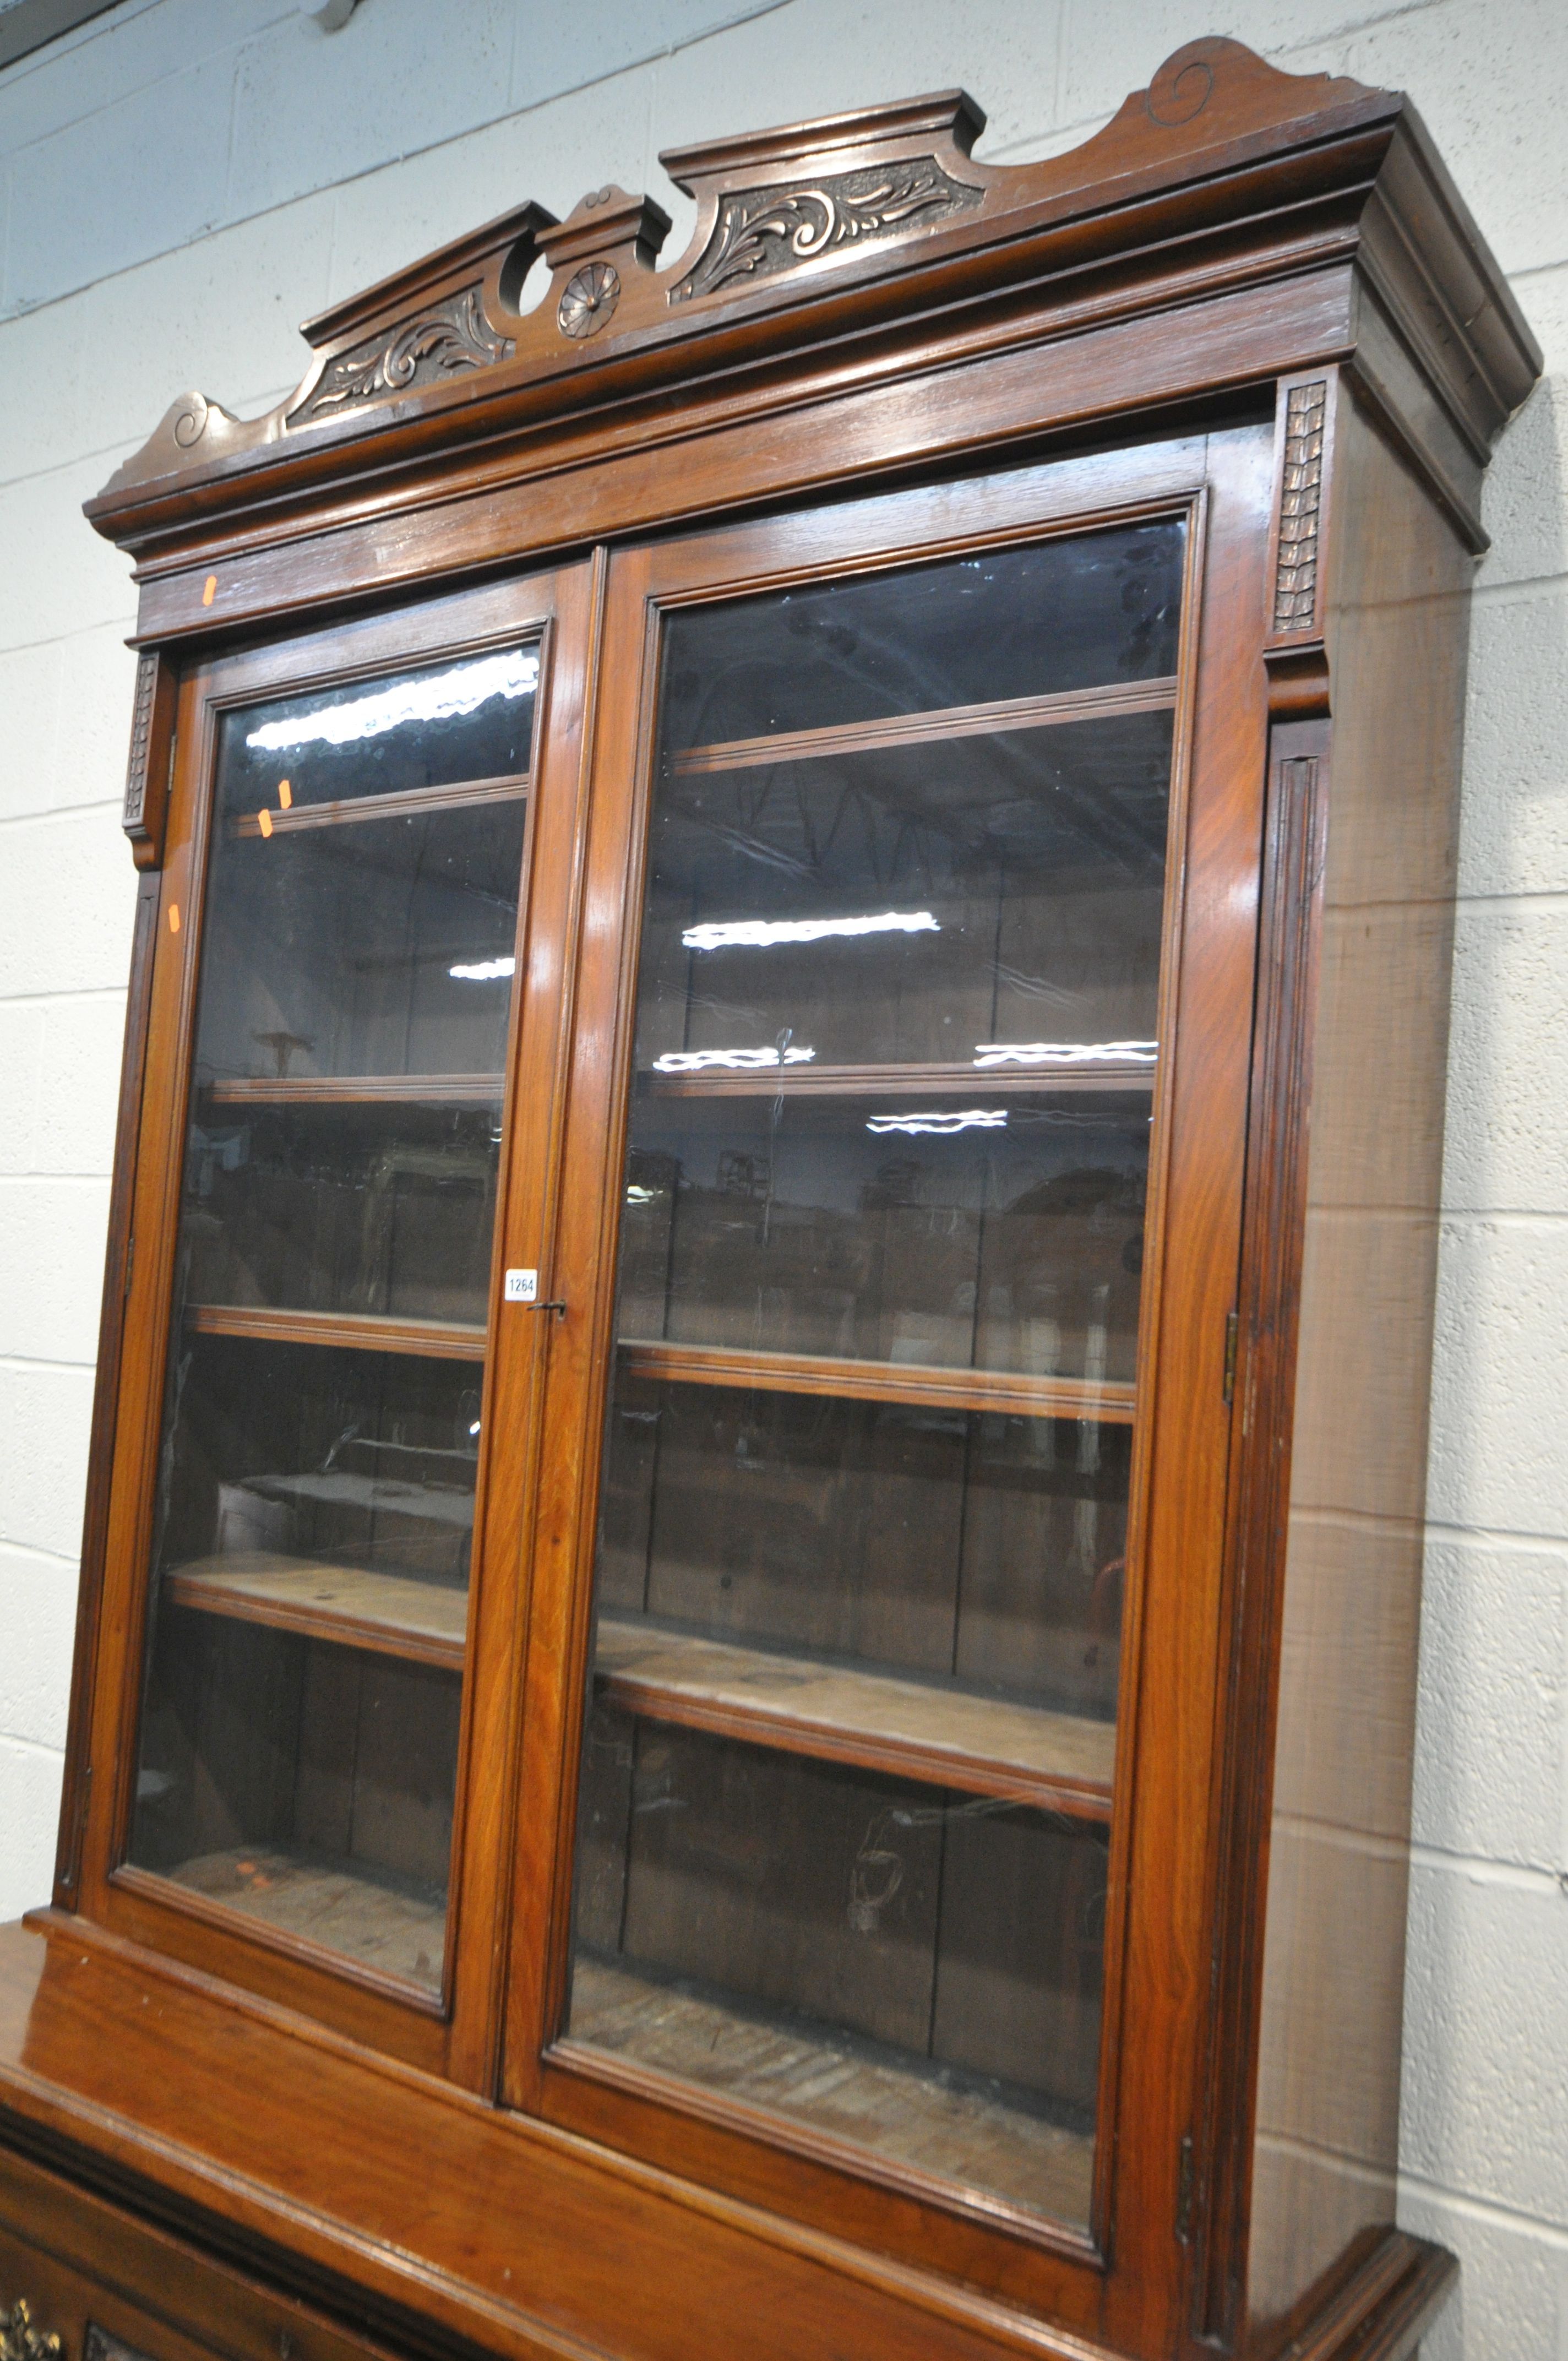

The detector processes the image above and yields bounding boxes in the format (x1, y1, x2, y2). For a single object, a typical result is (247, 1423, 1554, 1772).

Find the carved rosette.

(1273, 380, 1328, 632)
(558, 261, 621, 339)
(2, 2300, 62, 2361)
(671, 156, 982, 303)
(292, 285, 515, 426)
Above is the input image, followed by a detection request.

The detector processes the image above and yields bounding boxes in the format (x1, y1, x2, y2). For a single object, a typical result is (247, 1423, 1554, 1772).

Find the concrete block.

(646, 0, 1062, 178)
(510, 0, 786, 115)
(0, 458, 138, 650)
(1396, 2182, 1564, 2361)
(0, 641, 62, 822)
(1428, 1216, 1568, 1537)
(1456, 583, 1568, 899)
(46, 625, 141, 818)
(1413, 1537, 1566, 1870)
(0, 1004, 42, 1175)
(1337, 0, 1568, 281)
(0, 1544, 79, 1751)
(1477, 369, 1568, 594)
(79, 194, 337, 460)
(325, 70, 656, 312)
(5, 52, 238, 315)
(0, 629, 138, 826)
(1401, 1859, 1568, 2222)
(0, 1177, 113, 1364)
(1442, 901, 1568, 1214)
(34, 995, 128, 1177)
(0, 1359, 95, 1560)
(227, 0, 515, 226)
(0, 292, 89, 486)
(0, 0, 279, 161)
(1509, 261, 1568, 380)
(0, 1736, 64, 1927)
(0, 810, 136, 1002)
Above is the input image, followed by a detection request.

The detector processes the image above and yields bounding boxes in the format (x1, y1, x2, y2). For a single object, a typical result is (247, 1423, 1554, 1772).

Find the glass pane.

(564, 519, 1185, 2225)
(130, 642, 538, 1993)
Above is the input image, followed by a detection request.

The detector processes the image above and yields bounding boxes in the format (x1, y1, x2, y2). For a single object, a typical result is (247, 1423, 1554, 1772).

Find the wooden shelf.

(160, 1564, 1113, 1820)
(166, 1553, 467, 1671)
(166, 1845, 445, 1991)
(671, 676, 1178, 777)
(202, 1073, 504, 1106)
(643, 1056, 1155, 1100)
(186, 1303, 486, 1360)
(231, 770, 528, 839)
(564, 1954, 1094, 2225)
(617, 1336, 1136, 1424)
(597, 1617, 1115, 1819)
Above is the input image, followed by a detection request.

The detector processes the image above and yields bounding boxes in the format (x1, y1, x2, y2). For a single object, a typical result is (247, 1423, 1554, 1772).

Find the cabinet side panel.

(1246, 401, 1470, 2338)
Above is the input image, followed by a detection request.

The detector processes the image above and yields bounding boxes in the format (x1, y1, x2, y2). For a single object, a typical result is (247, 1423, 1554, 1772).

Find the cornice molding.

(84, 37, 1539, 558)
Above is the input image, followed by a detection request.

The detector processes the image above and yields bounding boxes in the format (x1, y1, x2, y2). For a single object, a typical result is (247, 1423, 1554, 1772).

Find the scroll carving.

(1145, 55, 1215, 126)
(2, 2300, 62, 2361)
(1273, 379, 1328, 632)
(671, 156, 981, 304)
(292, 285, 514, 425)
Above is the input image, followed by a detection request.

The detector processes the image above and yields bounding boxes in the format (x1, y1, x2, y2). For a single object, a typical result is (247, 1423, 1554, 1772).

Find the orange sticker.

(168, 904, 181, 934)
(202, 575, 217, 607)
(277, 779, 292, 809)
(258, 808, 273, 838)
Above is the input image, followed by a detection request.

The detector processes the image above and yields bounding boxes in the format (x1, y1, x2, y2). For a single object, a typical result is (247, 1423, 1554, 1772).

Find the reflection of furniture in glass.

(4, 42, 1536, 2361)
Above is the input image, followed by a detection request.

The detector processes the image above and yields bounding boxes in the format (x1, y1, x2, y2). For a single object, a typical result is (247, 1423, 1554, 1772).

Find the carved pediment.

(286, 198, 554, 426)
(89, 37, 1539, 532)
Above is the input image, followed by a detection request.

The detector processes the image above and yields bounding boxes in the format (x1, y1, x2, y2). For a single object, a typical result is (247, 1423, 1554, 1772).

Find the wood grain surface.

(595, 1617, 1115, 1818)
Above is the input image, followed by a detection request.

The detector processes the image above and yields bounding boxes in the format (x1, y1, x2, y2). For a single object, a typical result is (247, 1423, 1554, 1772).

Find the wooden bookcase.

(0, 38, 1538, 2361)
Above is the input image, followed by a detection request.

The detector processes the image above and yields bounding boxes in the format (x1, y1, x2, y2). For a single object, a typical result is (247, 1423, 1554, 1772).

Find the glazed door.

(83, 565, 596, 2076)
(508, 429, 1271, 2324)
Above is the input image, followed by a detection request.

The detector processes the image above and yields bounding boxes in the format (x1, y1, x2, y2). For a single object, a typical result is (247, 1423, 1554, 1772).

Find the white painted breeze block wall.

(1, 1, 1564, 2349)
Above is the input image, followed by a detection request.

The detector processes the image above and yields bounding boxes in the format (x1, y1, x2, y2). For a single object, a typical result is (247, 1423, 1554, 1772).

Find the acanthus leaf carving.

(291, 285, 514, 427)
(671, 155, 982, 304)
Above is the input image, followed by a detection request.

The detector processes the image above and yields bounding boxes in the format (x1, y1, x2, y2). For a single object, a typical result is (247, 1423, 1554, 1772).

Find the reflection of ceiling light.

(867, 1108, 1008, 1136)
(973, 1040, 1158, 1067)
(449, 956, 515, 981)
(652, 1046, 816, 1072)
(683, 911, 939, 952)
(246, 649, 538, 753)
(625, 1184, 663, 1204)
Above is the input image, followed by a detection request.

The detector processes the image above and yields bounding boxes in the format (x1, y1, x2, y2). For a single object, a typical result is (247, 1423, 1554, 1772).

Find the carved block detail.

(85, 2324, 156, 2361)
(2, 2300, 63, 2361)
(122, 651, 160, 831)
(1273, 379, 1328, 633)
(292, 285, 514, 426)
(671, 156, 982, 304)
(122, 650, 177, 870)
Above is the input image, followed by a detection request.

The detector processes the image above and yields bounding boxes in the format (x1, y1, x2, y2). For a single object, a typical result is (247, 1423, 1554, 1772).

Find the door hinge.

(1222, 1308, 1239, 1405)
(1176, 2130, 1195, 2245)
(123, 1234, 135, 1301)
